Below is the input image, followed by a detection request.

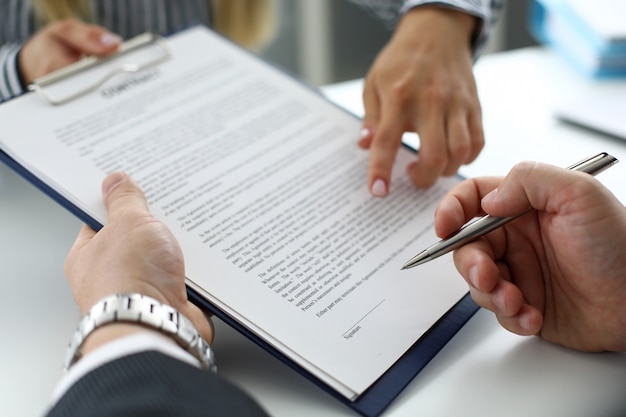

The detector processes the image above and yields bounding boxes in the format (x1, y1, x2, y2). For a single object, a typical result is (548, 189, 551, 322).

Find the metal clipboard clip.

(28, 33, 171, 105)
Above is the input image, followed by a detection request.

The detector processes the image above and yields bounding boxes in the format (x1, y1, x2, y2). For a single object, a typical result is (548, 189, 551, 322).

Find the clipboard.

(0, 26, 479, 417)
(28, 32, 171, 105)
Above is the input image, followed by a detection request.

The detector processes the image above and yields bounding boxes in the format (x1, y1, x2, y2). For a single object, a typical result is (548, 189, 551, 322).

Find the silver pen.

(401, 152, 619, 270)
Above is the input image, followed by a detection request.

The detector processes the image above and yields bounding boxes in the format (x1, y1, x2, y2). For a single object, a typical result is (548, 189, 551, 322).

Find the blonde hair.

(212, 0, 276, 49)
(32, 0, 276, 50)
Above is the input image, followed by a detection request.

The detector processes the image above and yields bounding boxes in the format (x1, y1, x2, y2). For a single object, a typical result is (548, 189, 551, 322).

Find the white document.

(0, 27, 468, 400)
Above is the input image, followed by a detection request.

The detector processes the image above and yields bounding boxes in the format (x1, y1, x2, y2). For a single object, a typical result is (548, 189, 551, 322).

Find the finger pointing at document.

(360, 6, 484, 196)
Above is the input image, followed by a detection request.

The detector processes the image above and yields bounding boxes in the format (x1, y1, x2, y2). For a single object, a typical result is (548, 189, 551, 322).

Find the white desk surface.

(1, 47, 625, 417)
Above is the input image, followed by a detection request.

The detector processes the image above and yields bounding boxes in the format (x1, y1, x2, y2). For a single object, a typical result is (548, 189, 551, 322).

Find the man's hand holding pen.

(408, 154, 626, 352)
(402, 153, 617, 269)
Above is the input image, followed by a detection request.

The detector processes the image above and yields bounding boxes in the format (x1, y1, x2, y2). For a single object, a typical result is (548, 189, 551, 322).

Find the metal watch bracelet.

(64, 293, 216, 373)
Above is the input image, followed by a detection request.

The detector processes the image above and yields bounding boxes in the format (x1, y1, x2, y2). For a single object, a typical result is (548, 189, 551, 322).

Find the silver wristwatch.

(64, 293, 216, 373)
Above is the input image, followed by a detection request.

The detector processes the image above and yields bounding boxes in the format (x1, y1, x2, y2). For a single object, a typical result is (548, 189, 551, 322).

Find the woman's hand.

(360, 6, 483, 195)
(19, 18, 121, 84)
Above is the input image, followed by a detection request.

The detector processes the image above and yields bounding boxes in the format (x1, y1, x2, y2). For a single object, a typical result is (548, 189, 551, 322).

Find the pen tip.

(401, 251, 430, 270)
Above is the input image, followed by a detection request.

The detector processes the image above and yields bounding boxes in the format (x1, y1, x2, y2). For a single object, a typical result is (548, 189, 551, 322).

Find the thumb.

(102, 172, 150, 219)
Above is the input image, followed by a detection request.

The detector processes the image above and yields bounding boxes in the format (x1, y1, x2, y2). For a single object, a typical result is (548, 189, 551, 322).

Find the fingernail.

(358, 128, 372, 147)
(103, 172, 126, 196)
(100, 32, 122, 47)
(482, 188, 498, 205)
(468, 265, 479, 288)
(494, 288, 506, 312)
(371, 179, 387, 197)
(519, 312, 532, 332)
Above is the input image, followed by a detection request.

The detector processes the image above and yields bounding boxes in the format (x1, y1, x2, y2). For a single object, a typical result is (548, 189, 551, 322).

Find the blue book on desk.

(529, 0, 626, 78)
(0, 25, 478, 417)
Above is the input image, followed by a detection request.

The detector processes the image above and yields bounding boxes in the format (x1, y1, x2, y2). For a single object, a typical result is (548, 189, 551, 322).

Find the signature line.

(341, 299, 386, 337)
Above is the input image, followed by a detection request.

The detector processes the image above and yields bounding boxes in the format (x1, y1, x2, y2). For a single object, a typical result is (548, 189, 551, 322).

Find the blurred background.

(260, 0, 536, 86)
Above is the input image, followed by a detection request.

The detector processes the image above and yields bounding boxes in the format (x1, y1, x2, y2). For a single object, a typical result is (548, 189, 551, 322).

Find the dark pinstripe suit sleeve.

(45, 351, 271, 417)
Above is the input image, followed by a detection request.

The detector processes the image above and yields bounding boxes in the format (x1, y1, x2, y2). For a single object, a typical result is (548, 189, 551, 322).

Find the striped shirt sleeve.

(0, 42, 25, 102)
(347, 0, 503, 58)
(401, 0, 503, 56)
